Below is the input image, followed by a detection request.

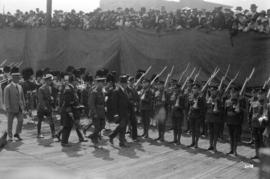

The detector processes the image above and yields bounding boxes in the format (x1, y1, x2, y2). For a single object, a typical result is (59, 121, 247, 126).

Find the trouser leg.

(15, 112, 24, 135)
(62, 126, 72, 144)
(208, 123, 214, 147)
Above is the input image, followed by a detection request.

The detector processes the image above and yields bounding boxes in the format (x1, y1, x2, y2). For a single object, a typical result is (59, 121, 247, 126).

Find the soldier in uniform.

(153, 80, 167, 142)
(250, 89, 268, 159)
(205, 85, 223, 152)
(225, 87, 244, 156)
(139, 79, 154, 139)
(37, 74, 56, 138)
(109, 75, 130, 147)
(88, 76, 106, 145)
(188, 83, 205, 148)
(171, 85, 186, 145)
(61, 75, 87, 147)
(126, 76, 140, 141)
(21, 67, 37, 121)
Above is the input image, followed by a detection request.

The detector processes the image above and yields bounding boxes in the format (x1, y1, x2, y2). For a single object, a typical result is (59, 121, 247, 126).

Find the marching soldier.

(37, 74, 56, 138)
(188, 83, 205, 148)
(225, 87, 244, 156)
(250, 89, 268, 159)
(88, 76, 106, 145)
(171, 85, 186, 145)
(205, 85, 223, 152)
(140, 79, 154, 139)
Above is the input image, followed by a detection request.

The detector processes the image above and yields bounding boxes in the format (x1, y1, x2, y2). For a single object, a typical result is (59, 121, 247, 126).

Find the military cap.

(119, 75, 128, 83)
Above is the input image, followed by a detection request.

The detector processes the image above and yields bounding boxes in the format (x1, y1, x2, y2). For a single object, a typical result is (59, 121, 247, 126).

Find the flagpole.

(46, 0, 52, 26)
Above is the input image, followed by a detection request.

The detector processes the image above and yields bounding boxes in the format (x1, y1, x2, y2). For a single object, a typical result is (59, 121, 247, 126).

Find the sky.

(0, 0, 269, 13)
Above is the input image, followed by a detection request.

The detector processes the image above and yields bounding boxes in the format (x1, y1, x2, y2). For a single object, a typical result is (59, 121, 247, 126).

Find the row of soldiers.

(1, 64, 270, 160)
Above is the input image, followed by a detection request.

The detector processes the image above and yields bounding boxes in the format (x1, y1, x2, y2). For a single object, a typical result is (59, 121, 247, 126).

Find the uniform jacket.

(37, 84, 53, 111)
(89, 87, 106, 118)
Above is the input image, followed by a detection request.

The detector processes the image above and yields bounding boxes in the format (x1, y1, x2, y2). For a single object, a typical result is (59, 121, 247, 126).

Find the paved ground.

(0, 114, 260, 179)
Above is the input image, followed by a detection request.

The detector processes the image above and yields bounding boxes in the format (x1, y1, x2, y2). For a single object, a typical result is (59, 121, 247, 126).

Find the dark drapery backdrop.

(0, 27, 269, 86)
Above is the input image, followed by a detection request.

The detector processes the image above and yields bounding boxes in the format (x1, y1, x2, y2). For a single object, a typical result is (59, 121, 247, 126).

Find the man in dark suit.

(109, 75, 131, 147)
(4, 72, 25, 141)
(37, 74, 55, 138)
(61, 75, 87, 147)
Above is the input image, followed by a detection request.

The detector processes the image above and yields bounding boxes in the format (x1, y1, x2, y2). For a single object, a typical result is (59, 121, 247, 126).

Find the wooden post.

(46, 0, 52, 26)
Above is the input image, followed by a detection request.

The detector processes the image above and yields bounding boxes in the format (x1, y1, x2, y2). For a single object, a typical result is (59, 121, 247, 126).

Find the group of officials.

(1, 64, 270, 160)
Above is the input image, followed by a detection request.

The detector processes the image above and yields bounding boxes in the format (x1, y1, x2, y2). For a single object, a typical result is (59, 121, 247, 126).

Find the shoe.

(55, 134, 61, 142)
(14, 134, 22, 141)
(119, 143, 130, 148)
(208, 146, 214, 151)
(37, 134, 44, 138)
(234, 151, 238, 157)
(155, 137, 161, 141)
(61, 143, 72, 147)
(8, 138, 13, 142)
(79, 138, 88, 143)
(194, 144, 198, 148)
(188, 143, 195, 147)
(250, 155, 259, 160)
(226, 151, 233, 155)
(176, 141, 181, 145)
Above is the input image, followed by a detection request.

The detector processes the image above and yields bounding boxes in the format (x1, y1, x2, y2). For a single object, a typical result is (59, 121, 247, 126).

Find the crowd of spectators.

(0, 4, 269, 34)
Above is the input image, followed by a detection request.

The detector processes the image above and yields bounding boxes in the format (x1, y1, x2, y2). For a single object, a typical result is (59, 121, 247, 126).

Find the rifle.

(193, 68, 201, 83)
(181, 67, 196, 91)
(178, 63, 190, 84)
(263, 75, 270, 89)
(201, 67, 220, 92)
(134, 65, 152, 87)
(239, 68, 255, 96)
(150, 66, 168, 86)
(218, 64, 230, 91)
(224, 71, 240, 94)
(0, 59, 7, 67)
(164, 66, 174, 88)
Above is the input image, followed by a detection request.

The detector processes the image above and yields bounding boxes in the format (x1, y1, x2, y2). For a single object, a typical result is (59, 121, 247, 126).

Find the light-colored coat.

(4, 82, 25, 113)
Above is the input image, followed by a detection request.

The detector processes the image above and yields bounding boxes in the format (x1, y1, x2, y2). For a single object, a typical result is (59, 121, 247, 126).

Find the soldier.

(153, 80, 167, 142)
(109, 75, 130, 147)
(21, 67, 37, 122)
(188, 83, 205, 148)
(88, 76, 106, 145)
(126, 76, 140, 141)
(250, 89, 268, 159)
(37, 74, 56, 138)
(171, 84, 186, 145)
(225, 87, 244, 156)
(205, 85, 223, 152)
(61, 75, 87, 147)
(139, 79, 154, 139)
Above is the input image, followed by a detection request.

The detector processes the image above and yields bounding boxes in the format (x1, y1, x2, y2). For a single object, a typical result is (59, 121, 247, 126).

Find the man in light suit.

(4, 72, 25, 141)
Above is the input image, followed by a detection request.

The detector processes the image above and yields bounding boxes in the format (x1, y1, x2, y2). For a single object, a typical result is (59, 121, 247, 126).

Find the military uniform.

(140, 86, 154, 138)
(188, 93, 205, 148)
(205, 94, 223, 151)
(37, 83, 55, 137)
(250, 98, 267, 158)
(225, 96, 245, 155)
(88, 86, 106, 144)
(171, 88, 186, 144)
(126, 85, 139, 140)
(153, 87, 167, 141)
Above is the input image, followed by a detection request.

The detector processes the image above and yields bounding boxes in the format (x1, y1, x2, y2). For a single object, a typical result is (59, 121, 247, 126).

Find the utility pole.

(46, 0, 52, 26)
